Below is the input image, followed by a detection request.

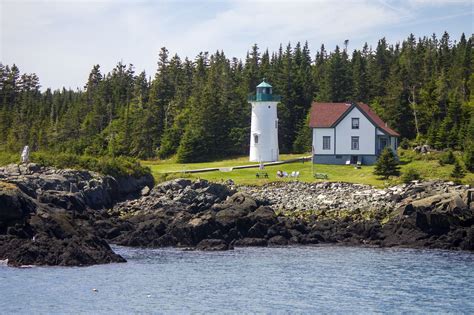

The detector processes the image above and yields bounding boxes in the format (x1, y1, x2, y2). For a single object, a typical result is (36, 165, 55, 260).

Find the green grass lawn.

(141, 154, 306, 173)
(143, 152, 474, 187)
(3, 148, 472, 187)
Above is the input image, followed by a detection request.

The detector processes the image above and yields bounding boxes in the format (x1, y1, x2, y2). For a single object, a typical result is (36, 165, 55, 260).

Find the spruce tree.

(374, 147, 400, 179)
(292, 112, 312, 153)
(440, 149, 456, 165)
(450, 160, 465, 181)
(0, 32, 472, 162)
(464, 142, 474, 172)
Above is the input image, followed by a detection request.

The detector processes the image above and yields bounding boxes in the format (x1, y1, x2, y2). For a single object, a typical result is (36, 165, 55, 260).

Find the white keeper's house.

(309, 102, 400, 165)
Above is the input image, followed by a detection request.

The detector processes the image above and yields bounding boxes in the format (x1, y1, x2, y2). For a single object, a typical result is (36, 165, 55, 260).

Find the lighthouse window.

(254, 134, 259, 144)
(275, 120, 278, 128)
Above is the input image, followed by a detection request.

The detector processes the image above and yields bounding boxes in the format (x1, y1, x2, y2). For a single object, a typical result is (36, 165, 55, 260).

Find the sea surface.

(0, 245, 473, 313)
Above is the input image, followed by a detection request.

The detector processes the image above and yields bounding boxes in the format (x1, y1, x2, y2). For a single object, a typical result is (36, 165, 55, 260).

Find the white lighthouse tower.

(249, 79, 280, 162)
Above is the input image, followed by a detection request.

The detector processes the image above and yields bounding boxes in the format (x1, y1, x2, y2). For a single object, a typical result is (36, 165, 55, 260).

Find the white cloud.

(1, 0, 165, 89)
(170, 0, 401, 55)
(408, 0, 472, 6)
(0, 0, 471, 90)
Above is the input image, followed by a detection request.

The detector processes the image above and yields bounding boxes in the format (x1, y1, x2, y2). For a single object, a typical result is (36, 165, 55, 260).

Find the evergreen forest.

(1, 32, 472, 163)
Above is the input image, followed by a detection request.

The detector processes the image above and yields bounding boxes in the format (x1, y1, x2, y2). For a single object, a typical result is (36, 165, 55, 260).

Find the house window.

(351, 136, 359, 150)
(323, 136, 331, 150)
(336, 155, 342, 159)
(254, 134, 259, 144)
(352, 118, 359, 129)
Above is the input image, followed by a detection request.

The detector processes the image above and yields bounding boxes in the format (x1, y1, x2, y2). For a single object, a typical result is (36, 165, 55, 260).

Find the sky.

(1, 0, 473, 91)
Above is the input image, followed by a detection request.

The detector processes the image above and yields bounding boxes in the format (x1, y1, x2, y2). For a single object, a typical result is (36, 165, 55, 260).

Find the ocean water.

(0, 245, 473, 313)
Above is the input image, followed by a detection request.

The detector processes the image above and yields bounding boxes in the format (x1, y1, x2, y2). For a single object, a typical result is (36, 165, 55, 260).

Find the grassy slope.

(3, 149, 471, 187)
(144, 151, 474, 187)
(141, 154, 303, 172)
(0, 151, 19, 166)
(0, 151, 149, 178)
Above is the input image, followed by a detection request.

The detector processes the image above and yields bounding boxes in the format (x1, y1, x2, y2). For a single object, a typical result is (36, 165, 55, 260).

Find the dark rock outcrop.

(0, 163, 154, 210)
(0, 185, 125, 266)
(1, 164, 472, 267)
(0, 212, 126, 267)
(109, 180, 286, 248)
(0, 183, 36, 231)
(379, 192, 474, 250)
(109, 179, 473, 252)
(0, 163, 152, 267)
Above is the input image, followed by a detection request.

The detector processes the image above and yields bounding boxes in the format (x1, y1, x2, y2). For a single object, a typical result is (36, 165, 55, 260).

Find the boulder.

(215, 208, 250, 228)
(0, 210, 125, 267)
(153, 179, 192, 194)
(214, 192, 257, 212)
(196, 239, 231, 251)
(234, 237, 268, 247)
(37, 191, 86, 213)
(141, 186, 151, 196)
(0, 183, 36, 227)
(247, 206, 277, 226)
(268, 235, 288, 246)
(115, 173, 154, 197)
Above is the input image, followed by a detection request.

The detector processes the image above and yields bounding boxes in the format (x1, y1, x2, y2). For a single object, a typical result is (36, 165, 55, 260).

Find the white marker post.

(21, 145, 30, 164)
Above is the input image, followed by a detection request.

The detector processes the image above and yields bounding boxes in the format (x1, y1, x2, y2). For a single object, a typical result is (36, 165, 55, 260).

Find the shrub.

(0, 151, 19, 166)
(398, 148, 417, 163)
(374, 148, 400, 179)
(450, 160, 465, 181)
(439, 150, 456, 165)
(29, 152, 150, 178)
(401, 168, 423, 184)
(399, 138, 410, 149)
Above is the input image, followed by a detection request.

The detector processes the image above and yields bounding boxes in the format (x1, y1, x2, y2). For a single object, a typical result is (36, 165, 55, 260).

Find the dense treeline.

(0, 32, 472, 162)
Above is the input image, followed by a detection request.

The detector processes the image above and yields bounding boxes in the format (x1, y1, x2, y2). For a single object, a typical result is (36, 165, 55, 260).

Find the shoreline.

(5, 244, 472, 269)
(1, 163, 473, 267)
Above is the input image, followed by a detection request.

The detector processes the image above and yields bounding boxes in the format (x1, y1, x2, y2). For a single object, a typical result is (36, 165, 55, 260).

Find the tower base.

(249, 147, 279, 162)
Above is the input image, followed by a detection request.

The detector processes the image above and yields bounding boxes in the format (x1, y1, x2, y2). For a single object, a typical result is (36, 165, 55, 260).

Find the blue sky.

(1, 0, 472, 90)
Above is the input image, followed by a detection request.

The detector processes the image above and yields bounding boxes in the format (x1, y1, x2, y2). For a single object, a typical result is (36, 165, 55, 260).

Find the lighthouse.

(248, 79, 280, 162)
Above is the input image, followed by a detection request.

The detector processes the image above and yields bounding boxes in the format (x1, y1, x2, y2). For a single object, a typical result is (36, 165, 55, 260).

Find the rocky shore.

(108, 179, 473, 251)
(0, 163, 153, 267)
(1, 163, 473, 267)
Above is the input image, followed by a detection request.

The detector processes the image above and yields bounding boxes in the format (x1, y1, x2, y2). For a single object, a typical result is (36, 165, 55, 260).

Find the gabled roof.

(309, 102, 352, 128)
(309, 102, 400, 137)
(356, 102, 400, 136)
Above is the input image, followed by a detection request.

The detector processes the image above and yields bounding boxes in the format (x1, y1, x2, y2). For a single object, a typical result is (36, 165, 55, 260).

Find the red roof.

(309, 102, 400, 137)
(309, 102, 352, 128)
